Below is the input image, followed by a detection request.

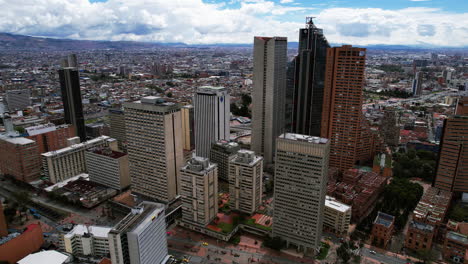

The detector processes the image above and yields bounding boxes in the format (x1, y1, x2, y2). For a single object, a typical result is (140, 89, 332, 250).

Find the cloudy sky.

(1, 0, 467, 46)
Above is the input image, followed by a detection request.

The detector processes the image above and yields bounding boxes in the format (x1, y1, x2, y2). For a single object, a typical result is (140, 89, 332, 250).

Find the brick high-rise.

(321, 45, 367, 171)
(0, 135, 41, 182)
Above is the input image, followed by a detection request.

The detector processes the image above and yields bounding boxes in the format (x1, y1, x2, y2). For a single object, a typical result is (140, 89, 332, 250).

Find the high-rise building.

(85, 147, 131, 190)
(180, 157, 218, 227)
(25, 123, 75, 154)
(193, 86, 230, 158)
(41, 136, 116, 183)
(181, 105, 195, 151)
(0, 135, 41, 182)
(59, 57, 86, 142)
(455, 97, 468, 115)
(434, 116, 468, 192)
(210, 140, 240, 181)
(4, 89, 31, 111)
(63, 225, 111, 257)
(381, 108, 400, 147)
(272, 133, 329, 252)
(251, 36, 287, 164)
(321, 45, 367, 171)
(108, 202, 169, 264)
(109, 109, 127, 152)
(412, 71, 423, 96)
(291, 17, 330, 136)
(228, 149, 263, 215)
(124, 96, 183, 203)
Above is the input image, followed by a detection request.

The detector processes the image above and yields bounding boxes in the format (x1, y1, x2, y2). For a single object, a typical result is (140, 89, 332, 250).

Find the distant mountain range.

(0, 32, 466, 51)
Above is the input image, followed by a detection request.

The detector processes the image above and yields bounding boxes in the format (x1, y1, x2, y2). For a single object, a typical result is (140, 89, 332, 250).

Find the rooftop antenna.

(306, 17, 316, 26)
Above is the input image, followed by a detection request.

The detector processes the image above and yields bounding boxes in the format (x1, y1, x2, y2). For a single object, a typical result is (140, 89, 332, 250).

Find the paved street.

(361, 247, 409, 264)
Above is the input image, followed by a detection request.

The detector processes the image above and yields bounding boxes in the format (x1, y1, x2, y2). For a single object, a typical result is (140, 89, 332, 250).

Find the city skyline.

(0, 0, 466, 47)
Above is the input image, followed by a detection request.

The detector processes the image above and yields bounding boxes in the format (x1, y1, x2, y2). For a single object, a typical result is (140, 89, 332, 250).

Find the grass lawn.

(316, 242, 330, 260)
(217, 222, 234, 234)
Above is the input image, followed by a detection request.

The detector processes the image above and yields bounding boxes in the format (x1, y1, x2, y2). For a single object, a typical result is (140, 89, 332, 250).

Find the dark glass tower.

(59, 66, 86, 142)
(292, 17, 330, 136)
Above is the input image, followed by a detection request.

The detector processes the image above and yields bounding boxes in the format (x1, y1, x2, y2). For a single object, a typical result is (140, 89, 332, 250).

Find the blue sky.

(1, 0, 467, 46)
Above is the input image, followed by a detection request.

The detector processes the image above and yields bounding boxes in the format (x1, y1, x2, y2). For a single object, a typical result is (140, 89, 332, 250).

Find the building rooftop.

(18, 250, 70, 264)
(0, 135, 36, 145)
(42, 136, 111, 157)
(88, 147, 127, 159)
(410, 220, 435, 233)
(183, 156, 217, 173)
(374, 212, 395, 228)
(325, 196, 351, 213)
(111, 202, 165, 234)
(447, 231, 468, 245)
(232, 149, 263, 166)
(279, 133, 329, 144)
(44, 173, 89, 192)
(64, 224, 112, 239)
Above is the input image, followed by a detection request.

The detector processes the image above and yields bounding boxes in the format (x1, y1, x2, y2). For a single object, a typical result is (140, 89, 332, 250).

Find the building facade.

(124, 96, 183, 203)
(42, 136, 116, 183)
(0, 135, 41, 182)
(228, 149, 263, 215)
(251, 36, 287, 164)
(108, 202, 169, 264)
(434, 116, 468, 193)
(272, 133, 329, 252)
(323, 196, 351, 235)
(210, 140, 240, 181)
(180, 157, 218, 227)
(4, 89, 31, 111)
(412, 71, 423, 96)
(26, 123, 76, 154)
(381, 108, 400, 147)
(109, 109, 127, 152)
(181, 105, 195, 151)
(321, 45, 367, 171)
(63, 225, 111, 257)
(58, 66, 86, 142)
(291, 17, 330, 137)
(193, 86, 230, 158)
(85, 147, 131, 190)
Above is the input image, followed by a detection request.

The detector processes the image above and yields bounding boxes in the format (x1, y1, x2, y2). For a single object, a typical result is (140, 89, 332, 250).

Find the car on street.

(370, 250, 376, 254)
(202, 242, 208, 246)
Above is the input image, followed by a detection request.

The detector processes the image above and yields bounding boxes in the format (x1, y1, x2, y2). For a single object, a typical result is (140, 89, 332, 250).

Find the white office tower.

(124, 96, 183, 203)
(108, 202, 169, 264)
(180, 156, 218, 226)
(272, 133, 330, 253)
(63, 225, 111, 257)
(5, 89, 31, 111)
(228, 149, 263, 215)
(193, 86, 230, 158)
(251, 36, 287, 164)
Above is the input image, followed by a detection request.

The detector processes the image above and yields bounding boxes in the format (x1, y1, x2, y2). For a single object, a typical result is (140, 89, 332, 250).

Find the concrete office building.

(434, 116, 468, 193)
(59, 57, 86, 142)
(323, 196, 351, 235)
(181, 105, 195, 151)
(0, 135, 41, 182)
(109, 109, 127, 152)
(4, 89, 31, 111)
(63, 225, 111, 257)
(85, 147, 131, 190)
(291, 17, 330, 137)
(272, 133, 329, 252)
(108, 202, 169, 264)
(193, 86, 230, 158)
(180, 157, 218, 227)
(321, 45, 368, 172)
(42, 136, 116, 183)
(381, 109, 400, 147)
(26, 123, 75, 154)
(228, 149, 263, 215)
(210, 140, 240, 181)
(124, 96, 183, 203)
(251, 36, 287, 164)
(412, 71, 423, 96)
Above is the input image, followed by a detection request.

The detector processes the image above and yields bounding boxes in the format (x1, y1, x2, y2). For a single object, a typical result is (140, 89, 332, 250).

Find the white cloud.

(0, 0, 466, 47)
(280, 0, 295, 3)
(409, 0, 431, 2)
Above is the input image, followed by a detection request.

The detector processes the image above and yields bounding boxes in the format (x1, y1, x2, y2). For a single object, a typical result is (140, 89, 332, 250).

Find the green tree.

(263, 236, 286, 251)
(337, 243, 351, 263)
(166, 92, 173, 98)
(241, 93, 252, 106)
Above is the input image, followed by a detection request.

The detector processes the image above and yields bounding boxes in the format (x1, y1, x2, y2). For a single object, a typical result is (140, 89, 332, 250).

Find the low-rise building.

(323, 196, 351, 235)
(371, 212, 395, 248)
(63, 225, 111, 257)
(42, 136, 117, 183)
(405, 221, 434, 251)
(85, 147, 130, 190)
(442, 221, 468, 263)
(0, 224, 44, 264)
